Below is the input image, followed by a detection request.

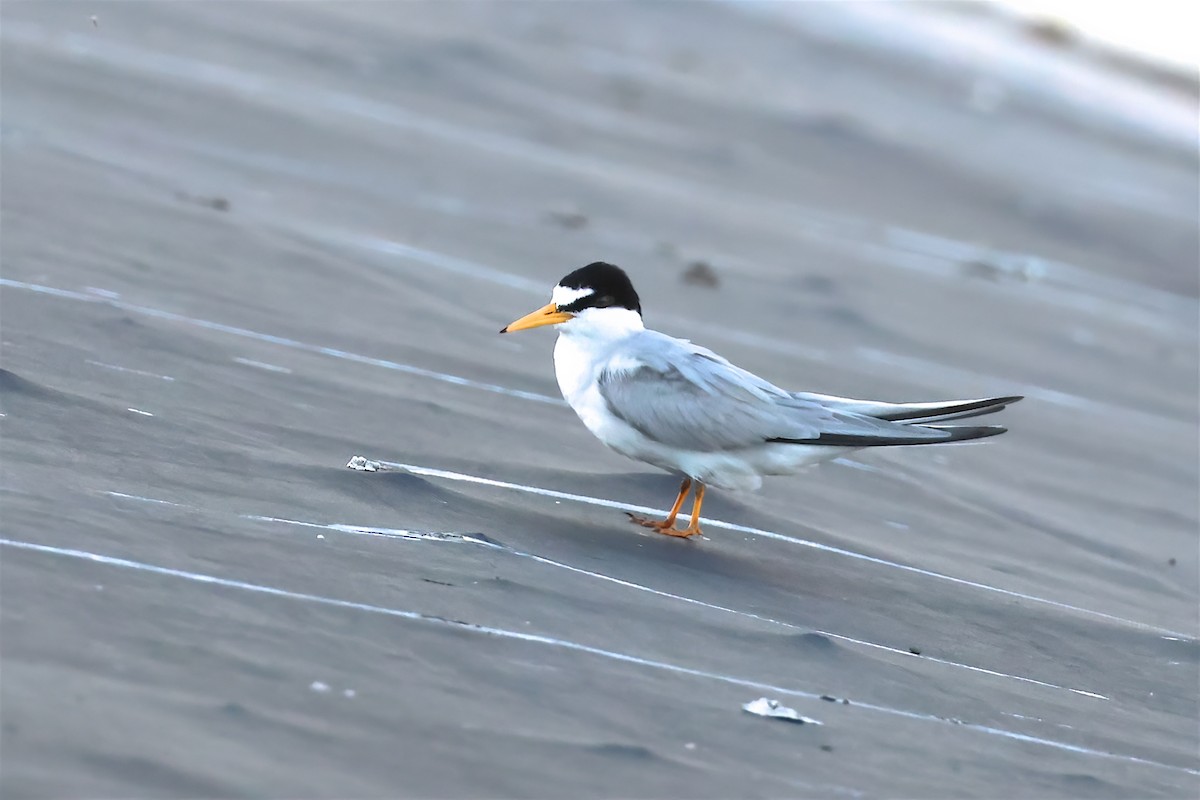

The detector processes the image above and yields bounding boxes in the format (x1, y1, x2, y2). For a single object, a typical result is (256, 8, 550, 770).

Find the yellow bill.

(500, 303, 573, 333)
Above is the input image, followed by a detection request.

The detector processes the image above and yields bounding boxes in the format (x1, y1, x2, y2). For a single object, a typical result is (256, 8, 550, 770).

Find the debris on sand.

(174, 191, 230, 212)
(682, 260, 719, 288)
(742, 697, 822, 725)
(908, 646, 923, 656)
(960, 254, 1046, 283)
(347, 455, 385, 472)
(544, 209, 589, 230)
(1022, 17, 1075, 48)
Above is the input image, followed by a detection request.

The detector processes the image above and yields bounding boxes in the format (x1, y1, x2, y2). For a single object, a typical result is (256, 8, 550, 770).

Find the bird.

(500, 262, 1022, 538)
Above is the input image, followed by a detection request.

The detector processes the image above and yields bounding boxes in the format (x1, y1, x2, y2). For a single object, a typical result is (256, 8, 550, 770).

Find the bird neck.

(558, 307, 644, 343)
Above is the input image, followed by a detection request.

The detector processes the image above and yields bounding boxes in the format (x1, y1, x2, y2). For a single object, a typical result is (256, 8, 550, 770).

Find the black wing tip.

(771, 424, 1010, 448)
(876, 395, 1024, 423)
(931, 424, 1008, 441)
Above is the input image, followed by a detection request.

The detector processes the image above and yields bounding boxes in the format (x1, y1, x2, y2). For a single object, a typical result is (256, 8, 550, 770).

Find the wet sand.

(1, 2, 1197, 797)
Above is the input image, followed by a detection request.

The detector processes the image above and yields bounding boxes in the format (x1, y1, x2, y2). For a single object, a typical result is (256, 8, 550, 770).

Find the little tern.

(501, 262, 1021, 538)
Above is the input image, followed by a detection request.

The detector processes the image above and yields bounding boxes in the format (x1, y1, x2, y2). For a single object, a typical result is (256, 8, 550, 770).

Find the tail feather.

(872, 395, 1023, 424)
(923, 424, 1009, 441)
(794, 393, 1024, 424)
(777, 423, 1009, 448)
(778, 393, 1022, 448)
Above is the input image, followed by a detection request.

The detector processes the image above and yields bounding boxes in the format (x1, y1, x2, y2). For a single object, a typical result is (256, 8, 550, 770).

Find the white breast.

(553, 334, 614, 436)
(554, 331, 700, 476)
(551, 307, 651, 456)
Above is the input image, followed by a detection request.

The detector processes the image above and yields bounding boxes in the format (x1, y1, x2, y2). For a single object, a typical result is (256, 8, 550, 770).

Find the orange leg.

(628, 479, 705, 538)
(627, 478, 692, 533)
(678, 484, 706, 537)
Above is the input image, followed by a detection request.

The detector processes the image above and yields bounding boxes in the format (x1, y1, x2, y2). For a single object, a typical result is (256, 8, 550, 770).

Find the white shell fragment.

(742, 697, 822, 725)
(346, 455, 384, 472)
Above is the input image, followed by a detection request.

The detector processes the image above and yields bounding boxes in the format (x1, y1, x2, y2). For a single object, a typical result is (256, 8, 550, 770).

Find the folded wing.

(597, 333, 1007, 451)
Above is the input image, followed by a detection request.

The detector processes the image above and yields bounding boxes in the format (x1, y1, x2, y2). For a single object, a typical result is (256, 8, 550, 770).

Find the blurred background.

(2, 1, 1197, 798)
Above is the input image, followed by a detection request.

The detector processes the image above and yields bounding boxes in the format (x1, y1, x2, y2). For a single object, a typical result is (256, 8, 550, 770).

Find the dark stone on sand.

(174, 191, 230, 211)
(1022, 17, 1076, 48)
(545, 209, 589, 229)
(909, 647, 922, 655)
(820, 744, 834, 752)
(682, 260, 719, 288)
(794, 632, 837, 651)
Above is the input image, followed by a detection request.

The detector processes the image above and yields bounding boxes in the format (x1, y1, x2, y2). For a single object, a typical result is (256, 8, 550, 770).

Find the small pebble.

(1168, 557, 1177, 566)
(310, 681, 330, 693)
(174, 191, 230, 212)
(544, 209, 588, 230)
(317, 534, 325, 540)
(820, 744, 834, 752)
(681, 260, 719, 288)
(908, 647, 922, 656)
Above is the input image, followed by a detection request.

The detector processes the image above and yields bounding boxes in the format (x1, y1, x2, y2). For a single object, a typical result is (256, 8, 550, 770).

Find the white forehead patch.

(552, 284, 594, 308)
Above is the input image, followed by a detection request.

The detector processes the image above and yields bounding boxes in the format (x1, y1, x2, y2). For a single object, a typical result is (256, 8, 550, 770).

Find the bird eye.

(594, 295, 616, 308)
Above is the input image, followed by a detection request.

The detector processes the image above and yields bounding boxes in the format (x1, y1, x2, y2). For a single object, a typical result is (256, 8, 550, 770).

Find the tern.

(501, 262, 1021, 538)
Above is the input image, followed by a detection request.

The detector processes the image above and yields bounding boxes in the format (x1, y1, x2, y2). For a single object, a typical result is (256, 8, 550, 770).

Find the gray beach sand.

(1, 2, 1197, 797)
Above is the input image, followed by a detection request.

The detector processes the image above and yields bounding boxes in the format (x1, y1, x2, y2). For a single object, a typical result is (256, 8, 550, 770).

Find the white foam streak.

(0, 279, 562, 405)
(374, 458, 1190, 638)
(102, 487, 1105, 698)
(0, 536, 1190, 775)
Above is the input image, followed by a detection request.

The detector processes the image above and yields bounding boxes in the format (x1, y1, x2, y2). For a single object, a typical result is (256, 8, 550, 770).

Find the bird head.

(500, 262, 643, 337)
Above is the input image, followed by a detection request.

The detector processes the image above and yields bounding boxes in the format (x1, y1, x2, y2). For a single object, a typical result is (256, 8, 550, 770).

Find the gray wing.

(596, 332, 963, 451)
